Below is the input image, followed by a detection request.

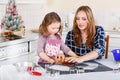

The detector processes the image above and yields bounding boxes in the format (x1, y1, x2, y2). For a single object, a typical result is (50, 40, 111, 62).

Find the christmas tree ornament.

(1, 0, 25, 37)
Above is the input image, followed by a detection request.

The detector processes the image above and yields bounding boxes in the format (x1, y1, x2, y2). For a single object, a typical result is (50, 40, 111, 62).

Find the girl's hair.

(39, 12, 62, 37)
(73, 5, 96, 49)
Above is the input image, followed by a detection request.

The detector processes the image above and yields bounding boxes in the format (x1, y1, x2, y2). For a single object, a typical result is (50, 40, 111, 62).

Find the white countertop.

(0, 30, 120, 80)
(0, 52, 120, 80)
(0, 30, 120, 47)
(0, 30, 39, 47)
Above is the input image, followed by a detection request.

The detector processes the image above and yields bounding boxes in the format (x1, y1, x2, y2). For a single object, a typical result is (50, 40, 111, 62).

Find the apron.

(38, 37, 61, 63)
(45, 37, 61, 57)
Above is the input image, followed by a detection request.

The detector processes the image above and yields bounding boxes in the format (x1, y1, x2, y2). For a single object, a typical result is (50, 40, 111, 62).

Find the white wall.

(0, 0, 120, 31)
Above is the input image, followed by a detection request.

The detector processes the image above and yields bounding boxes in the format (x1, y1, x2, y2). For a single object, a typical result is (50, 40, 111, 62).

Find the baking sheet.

(38, 60, 112, 75)
(49, 65, 70, 71)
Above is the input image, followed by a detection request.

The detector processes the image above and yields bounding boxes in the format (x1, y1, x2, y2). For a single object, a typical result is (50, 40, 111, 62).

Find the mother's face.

(76, 11, 88, 32)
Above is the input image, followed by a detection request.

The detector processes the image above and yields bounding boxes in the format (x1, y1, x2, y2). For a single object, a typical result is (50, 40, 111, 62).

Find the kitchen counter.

(105, 30, 120, 38)
(0, 30, 120, 80)
(1, 30, 119, 47)
(0, 30, 39, 60)
(0, 52, 120, 80)
(0, 30, 39, 47)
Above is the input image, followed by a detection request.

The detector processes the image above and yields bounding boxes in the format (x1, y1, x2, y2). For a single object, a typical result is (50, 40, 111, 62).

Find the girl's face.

(47, 22, 61, 35)
(76, 11, 88, 32)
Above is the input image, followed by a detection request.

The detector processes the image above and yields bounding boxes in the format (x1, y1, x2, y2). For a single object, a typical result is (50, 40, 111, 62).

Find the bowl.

(13, 62, 35, 72)
(111, 49, 120, 61)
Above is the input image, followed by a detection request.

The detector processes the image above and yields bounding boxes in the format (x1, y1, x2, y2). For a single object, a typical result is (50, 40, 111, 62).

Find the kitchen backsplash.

(1, 4, 120, 31)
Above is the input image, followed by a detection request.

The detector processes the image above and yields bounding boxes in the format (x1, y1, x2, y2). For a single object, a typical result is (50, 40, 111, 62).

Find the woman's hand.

(65, 56, 83, 63)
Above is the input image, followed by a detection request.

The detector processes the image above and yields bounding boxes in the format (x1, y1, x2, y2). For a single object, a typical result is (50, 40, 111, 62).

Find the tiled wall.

(0, 3, 71, 31)
(1, 3, 120, 31)
(0, 4, 45, 30)
(93, 10, 120, 31)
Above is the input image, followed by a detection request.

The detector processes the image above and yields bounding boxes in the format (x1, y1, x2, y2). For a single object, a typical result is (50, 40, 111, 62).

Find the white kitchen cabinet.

(6, 42, 28, 58)
(106, 32, 120, 53)
(0, 42, 29, 60)
(109, 37, 120, 51)
(29, 40, 38, 53)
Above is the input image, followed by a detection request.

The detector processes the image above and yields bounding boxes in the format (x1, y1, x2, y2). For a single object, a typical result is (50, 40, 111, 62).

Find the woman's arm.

(79, 26, 105, 62)
(65, 51, 98, 63)
(93, 26, 105, 58)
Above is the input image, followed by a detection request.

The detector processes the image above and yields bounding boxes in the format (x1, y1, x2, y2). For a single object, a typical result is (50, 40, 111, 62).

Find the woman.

(65, 6, 105, 63)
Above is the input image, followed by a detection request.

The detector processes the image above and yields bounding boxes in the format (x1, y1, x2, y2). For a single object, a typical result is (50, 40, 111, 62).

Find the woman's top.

(37, 35, 71, 62)
(65, 26, 105, 59)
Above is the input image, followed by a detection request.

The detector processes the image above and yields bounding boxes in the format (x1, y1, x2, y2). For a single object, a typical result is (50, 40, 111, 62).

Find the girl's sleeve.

(59, 31, 72, 54)
(59, 32, 71, 54)
(93, 26, 105, 58)
(60, 41, 71, 54)
(37, 35, 46, 54)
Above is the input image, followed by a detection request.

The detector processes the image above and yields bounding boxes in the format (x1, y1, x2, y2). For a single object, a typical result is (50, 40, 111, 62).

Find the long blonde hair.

(73, 6, 96, 49)
(39, 12, 62, 37)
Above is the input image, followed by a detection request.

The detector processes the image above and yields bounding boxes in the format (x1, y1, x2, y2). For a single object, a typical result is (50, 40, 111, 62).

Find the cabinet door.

(6, 42, 28, 58)
(109, 37, 120, 51)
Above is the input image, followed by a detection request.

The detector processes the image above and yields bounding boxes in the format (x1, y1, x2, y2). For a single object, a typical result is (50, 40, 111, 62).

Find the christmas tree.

(1, 0, 25, 37)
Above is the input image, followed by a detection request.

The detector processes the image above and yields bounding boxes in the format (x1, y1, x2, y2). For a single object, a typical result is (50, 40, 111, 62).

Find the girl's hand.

(47, 58, 55, 64)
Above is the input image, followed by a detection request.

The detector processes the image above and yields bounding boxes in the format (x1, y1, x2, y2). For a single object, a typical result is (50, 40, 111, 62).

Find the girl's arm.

(61, 42, 78, 57)
(38, 52, 55, 64)
(37, 35, 55, 64)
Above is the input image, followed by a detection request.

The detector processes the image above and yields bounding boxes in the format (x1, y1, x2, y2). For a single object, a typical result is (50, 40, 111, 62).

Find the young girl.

(37, 12, 78, 64)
